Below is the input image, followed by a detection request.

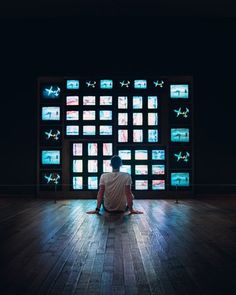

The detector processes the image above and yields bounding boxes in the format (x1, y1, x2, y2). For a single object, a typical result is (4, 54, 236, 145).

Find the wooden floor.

(0, 198, 236, 295)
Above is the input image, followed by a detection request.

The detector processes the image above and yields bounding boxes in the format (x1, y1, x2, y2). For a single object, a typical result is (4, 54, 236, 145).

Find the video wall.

(38, 77, 193, 197)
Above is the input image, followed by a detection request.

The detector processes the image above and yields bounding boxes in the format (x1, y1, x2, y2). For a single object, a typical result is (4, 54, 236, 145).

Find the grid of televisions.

(169, 84, 192, 190)
(39, 83, 63, 191)
(71, 142, 166, 191)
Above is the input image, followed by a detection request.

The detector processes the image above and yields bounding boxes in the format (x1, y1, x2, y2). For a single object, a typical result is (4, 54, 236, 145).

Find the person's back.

(100, 171, 131, 211)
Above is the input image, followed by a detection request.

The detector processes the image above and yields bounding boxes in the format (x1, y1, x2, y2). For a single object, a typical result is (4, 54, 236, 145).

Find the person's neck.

(113, 168, 120, 172)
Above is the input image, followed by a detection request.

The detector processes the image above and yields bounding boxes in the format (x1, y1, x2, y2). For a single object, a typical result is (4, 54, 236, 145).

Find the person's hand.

(129, 209, 143, 215)
(86, 210, 100, 214)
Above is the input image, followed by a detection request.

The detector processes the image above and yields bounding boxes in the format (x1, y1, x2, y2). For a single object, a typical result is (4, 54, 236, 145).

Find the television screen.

(88, 176, 98, 189)
(120, 165, 131, 174)
(100, 110, 112, 120)
(42, 150, 60, 165)
(42, 128, 61, 143)
(148, 130, 158, 142)
(133, 96, 143, 109)
(133, 130, 143, 142)
(135, 165, 148, 175)
(42, 107, 60, 121)
(67, 80, 79, 90)
(148, 113, 158, 126)
(118, 130, 128, 142)
(41, 172, 61, 185)
(103, 160, 112, 172)
(135, 180, 148, 190)
(103, 143, 113, 156)
(134, 80, 147, 89)
(133, 113, 143, 125)
(119, 80, 130, 88)
(66, 96, 79, 106)
(100, 80, 113, 89)
(66, 125, 79, 136)
(73, 159, 83, 172)
(135, 150, 148, 160)
(171, 172, 190, 187)
(148, 96, 158, 109)
(173, 106, 190, 119)
(170, 84, 189, 99)
(88, 160, 98, 173)
(118, 96, 128, 109)
(88, 143, 98, 156)
(73, 176, 83, 189)
(152, 165, 165, 175)
(152, 150, 165, 160)
(86, 80, 97, 88)
(100, 96, 112, 105)
(170, 150, 191, 169)
(73, 143, 83, 156)
(118, 150, 131, 160)
(42, 85, 61, 99)
(66, 111, 79, 121)
(152, 180, 165, 190)
(83, 126, 96, 135)
(83, 111, 96, 120)
(118, 113, 128, 125)
(100, 125, 112, 135)
(171, 128, 189, 142)
(83, 96, 96, 105)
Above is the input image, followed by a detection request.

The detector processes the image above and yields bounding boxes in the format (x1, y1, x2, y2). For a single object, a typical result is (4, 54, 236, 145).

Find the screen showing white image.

(135, 180, 148, 190)
(148, 96, 158, 109)
(103, 143, 113, 156)
(73, 160, 83, 172)
(88, 143, 98, 156)
(88, 176, 98, 189)
(148, 113, 158, 125)
(88, 160, 98, 173)
(66, 125, 79, 135)
(133, 130, 143, 142)
(66, 111, 79, 121)
(133, 96, 143, 109)
(133, 113, 143, 125)
(118, 150, 131, 160)
(118, 130, 128, 142)
(118, 113, 128, 125)
(66, 96, 79, 106)
(83, 111, 96, 120)
(73, 143, 83, 156)
(100, 96, 112, 105)
(103, 160, 112, 172)
(83, 96, 96, 105)
(73, 176, 83, 189)
(118, 96, 128, 109)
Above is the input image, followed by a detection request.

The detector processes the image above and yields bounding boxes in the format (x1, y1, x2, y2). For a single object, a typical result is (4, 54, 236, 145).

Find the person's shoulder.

(119, 172, 131, 178)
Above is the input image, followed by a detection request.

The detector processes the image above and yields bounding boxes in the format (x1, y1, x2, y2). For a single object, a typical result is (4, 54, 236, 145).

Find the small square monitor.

(100, 110, 112, 120)
(42, 128, 61, 144)
(133, 96, 143, 109)
(42, 85, 61, 99)
(118, 150, 131, 160)
(148, 130, 158, 142)
(120, 165, 131, 174)
(133, 130, 143, 142)
(67, 80, 79, 90)
(134, 80, 147, 89)
(100, 80, 113, 89)
(66, 96, 79, 106)
(100, 96, 112, 105)
(66, 110, 79, 121)
(135, 180, 148, 190)
(148, 113, 158, 125)
(42, 150, 60, 165)
(152, 180, 165, 190)
(118, 113, 128, 125)
(88, 143, 98, 156)
(152, 165, 165, 175)
(83, 125, 96, 135)
(171, 172, 190, 187)
(103, 160, 112, 173)
(152, 150, 165, 160)
(103, 143, 113, 156)
(135, 165, 148, 175)
(66, 125, 79, 136)
(88, 176, 98, 189)
(148, 96, 158, 109)
(135, 150, 148, 160)
(83, 111, 96, 120)
(118, 130, 128, 142)
(171, 128, 189, 142)
(133, 113, 143, 125)
(73, 143, 83, 156)
(100, 125, 112, 135)
(73, 176, 83, 190)
(73, 159, 83, 173)
(83, 96, 96, 105)
(170, 84, 189, 99)
(42, 106, 60, 121)
(118, 96, 128, 109)
(88, 160, 98, 173)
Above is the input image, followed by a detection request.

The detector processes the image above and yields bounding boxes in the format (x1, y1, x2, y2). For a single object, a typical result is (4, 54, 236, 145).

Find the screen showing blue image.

(120, 165, 131, 174)
(100, 80, 113, 89)
(171, 172, 190, 187)
(66, 126, 79, 135)
(42, 85, 61, 99)
(88, 176, 98, 189)
(134, 80, 147, 89)
(171, 128, 189, 142)
(118, 150, 131, 160)
(100, 110, 112, 120)
(152, 150, 165, 160)
(148, 130, 158, 142)
(67, 80, 79, 89)
(42, 150, 60, 165)
(73, 176, 83, 190)
(133, 96, 143, 109)
(42, 107, 60, 121)
(170, 84, 189, 99)
(83, 126, 96, 135)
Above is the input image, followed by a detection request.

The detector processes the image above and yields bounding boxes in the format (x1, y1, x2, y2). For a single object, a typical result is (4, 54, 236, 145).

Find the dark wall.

(0, 17, 235, 195)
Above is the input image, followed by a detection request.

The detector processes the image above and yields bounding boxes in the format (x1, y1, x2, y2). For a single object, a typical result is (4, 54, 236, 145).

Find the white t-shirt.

(99, 172, 132, 211)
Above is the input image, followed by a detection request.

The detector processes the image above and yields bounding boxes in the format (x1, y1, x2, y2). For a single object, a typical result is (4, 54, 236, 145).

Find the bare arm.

(86, 185, 105, 214)
(125, 185, 143, 214)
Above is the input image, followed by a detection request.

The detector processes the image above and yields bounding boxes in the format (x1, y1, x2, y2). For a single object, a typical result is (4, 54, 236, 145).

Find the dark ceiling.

(0, 0, 236, 19)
